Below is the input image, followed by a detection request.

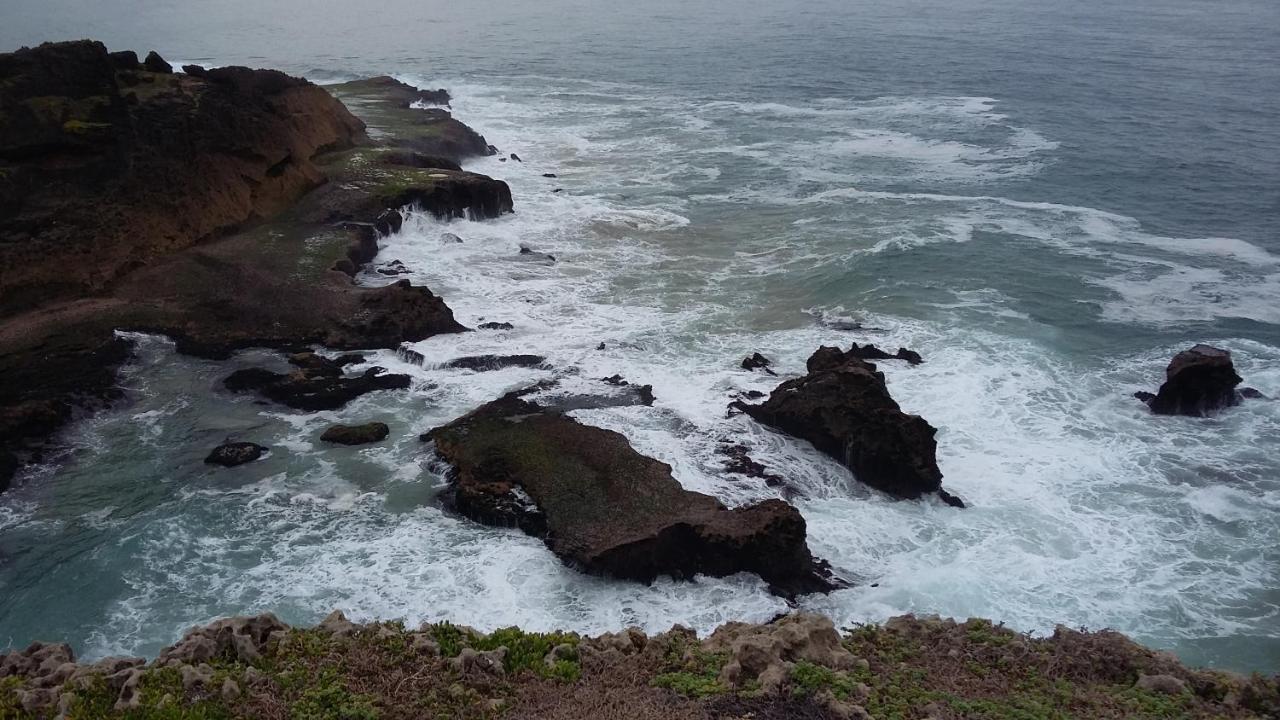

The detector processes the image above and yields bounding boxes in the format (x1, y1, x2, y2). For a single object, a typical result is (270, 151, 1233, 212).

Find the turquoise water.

(1, 0, 1277, 672)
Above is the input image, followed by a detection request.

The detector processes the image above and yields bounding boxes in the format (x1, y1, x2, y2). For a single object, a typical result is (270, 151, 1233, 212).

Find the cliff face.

(0, 40, 367, 313)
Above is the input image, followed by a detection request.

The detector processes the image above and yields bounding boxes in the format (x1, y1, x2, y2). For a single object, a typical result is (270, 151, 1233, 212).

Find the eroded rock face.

(705, 614, 856, 692)
(738, 348, 961, 505)
(1139, 344, 1244, 416)
(426, 392, 835, 597)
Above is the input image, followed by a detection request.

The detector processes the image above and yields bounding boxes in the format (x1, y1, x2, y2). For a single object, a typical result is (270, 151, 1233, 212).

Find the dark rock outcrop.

(321, 422, 390, 445)
(355, 76, 450, 108)
(478, 322, 514, 330)
(741, 352, 777, 375)
(0, 334, 133, 490)
(737, 348, 961, 505)
(329, 77, 493, 162)
(445, 355, 546, 371)
(809, 344, 922, 370)
(600, 375, 656, 406)
(0, 40, 365, 314)
(517, 245, 556, 263)
(205, 442, 267, 467)
(848, 342, 924, 365)
(225, 365, 411, 411)
(1138, 345, 1244, 417)
(426, 393, 835, 597)
(719, 442, 786, 489)
(142, 50, 171, 73)
(0, 43, 481, 488)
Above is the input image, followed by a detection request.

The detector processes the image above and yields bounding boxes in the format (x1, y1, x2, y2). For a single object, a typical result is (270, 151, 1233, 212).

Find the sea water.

(0, 0, 1277, 672)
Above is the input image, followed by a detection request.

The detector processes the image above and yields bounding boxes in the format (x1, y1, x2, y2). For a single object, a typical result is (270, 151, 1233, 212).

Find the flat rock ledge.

(736, 347, 963, 507)
(425, 392, 836, 598)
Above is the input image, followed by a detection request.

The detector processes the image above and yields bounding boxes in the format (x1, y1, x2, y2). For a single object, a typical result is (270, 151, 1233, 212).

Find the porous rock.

(704, 614, 855, 691)
(158, 613, 289, 666)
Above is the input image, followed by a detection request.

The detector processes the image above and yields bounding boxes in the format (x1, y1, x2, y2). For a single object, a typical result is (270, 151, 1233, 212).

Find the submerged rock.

(1139, 344, 1244, 416)
(321, 422, 390, 445)
(478, 321, 514, 330)
(516, 245, 556, 263)
(737, 348, 961, 505)
(426, 392, 835, 597)
(205, 442, 267, 467)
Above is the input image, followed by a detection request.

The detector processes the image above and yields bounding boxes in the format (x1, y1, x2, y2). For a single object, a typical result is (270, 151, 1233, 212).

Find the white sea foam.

(3, 76, 1277, 673)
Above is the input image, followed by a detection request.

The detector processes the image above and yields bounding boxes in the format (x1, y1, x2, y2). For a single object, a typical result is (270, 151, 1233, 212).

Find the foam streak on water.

(0, 76, 1276, 673)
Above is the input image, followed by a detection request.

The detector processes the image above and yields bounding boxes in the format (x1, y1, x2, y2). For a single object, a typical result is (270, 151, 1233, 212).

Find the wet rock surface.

(204, 442, 267, 467)
(741, 352, 777, 375)
(426, 392, 836, 597)
(718, 442, 787, 490)
(446, 354, 547, 371)
(1138, 344, 1245, 416)
(225, 361, 412, 412)
(737, 347, 960, 505)
(321, 422, 391, 445)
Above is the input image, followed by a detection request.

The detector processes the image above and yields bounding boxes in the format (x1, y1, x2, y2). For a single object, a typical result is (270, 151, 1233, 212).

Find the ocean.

(1, 0, 1277, 672)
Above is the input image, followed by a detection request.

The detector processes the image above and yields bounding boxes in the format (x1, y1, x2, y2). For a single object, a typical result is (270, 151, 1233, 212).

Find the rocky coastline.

(1, 39, 1276, 719)
(0, 41, 507, 489)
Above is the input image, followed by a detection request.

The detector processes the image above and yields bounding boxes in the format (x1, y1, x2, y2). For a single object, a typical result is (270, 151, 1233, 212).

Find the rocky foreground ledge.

(2, 613, 1275, 719)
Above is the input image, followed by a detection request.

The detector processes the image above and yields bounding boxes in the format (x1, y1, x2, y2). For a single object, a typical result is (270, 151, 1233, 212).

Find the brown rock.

(426, 392, 836, 597)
